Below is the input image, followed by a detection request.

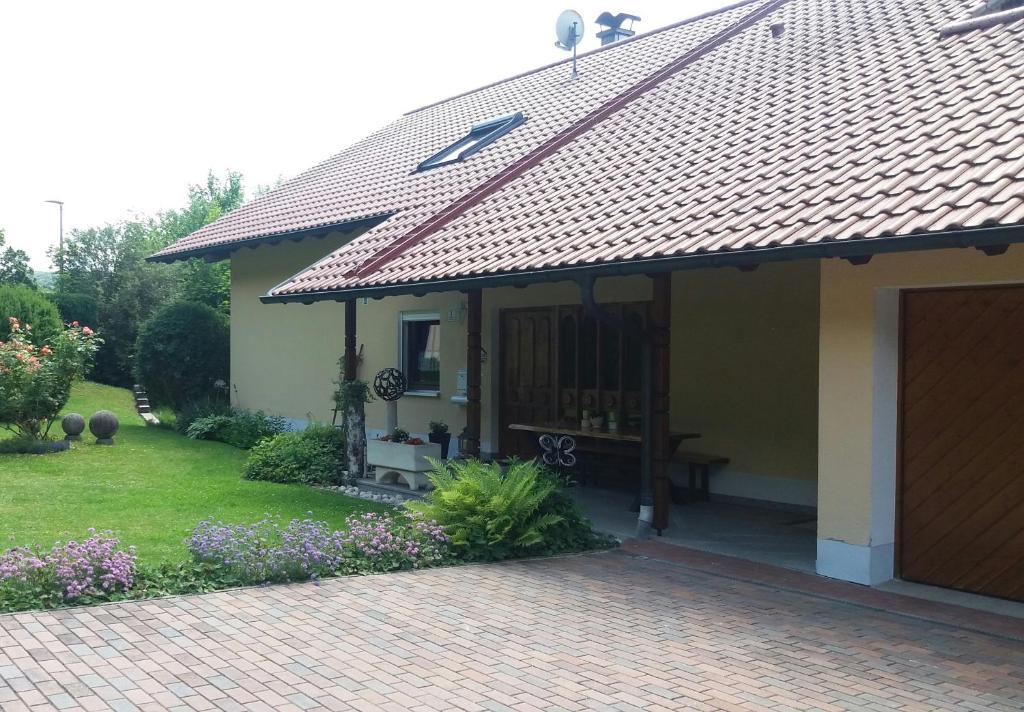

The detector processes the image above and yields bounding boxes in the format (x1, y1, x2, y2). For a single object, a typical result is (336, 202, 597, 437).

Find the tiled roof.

(259, 0, 1024, 299)
(149, 1, 757, 262)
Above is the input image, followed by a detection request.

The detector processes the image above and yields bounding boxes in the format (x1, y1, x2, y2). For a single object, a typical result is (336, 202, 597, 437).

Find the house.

(150, 0, 1024, 601)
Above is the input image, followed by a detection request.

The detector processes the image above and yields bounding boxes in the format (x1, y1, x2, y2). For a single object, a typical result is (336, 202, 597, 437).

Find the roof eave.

(145, 213, 393, 264)
(260, 223, 1024, 305)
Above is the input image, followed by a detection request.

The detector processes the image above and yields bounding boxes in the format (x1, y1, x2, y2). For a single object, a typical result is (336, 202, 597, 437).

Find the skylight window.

(417, 112, 525, 171)
(941, 0, 1024, 35)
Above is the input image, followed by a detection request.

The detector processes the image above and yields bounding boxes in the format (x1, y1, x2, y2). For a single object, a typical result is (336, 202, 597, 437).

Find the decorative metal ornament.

(538, 433, 577, 469)
(373, 368, 407, 402)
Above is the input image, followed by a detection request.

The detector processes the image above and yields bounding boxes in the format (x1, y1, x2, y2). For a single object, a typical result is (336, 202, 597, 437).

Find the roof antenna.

(555, 10, 584, 80)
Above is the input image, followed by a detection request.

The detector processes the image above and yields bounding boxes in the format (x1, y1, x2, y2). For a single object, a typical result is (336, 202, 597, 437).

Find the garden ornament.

(62, 413, 86, 441)
(89, 410, 119, 445)
(373, 368, 407, 434)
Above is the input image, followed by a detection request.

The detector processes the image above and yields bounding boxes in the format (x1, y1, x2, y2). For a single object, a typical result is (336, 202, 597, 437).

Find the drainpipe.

(577, 276, 654, 538)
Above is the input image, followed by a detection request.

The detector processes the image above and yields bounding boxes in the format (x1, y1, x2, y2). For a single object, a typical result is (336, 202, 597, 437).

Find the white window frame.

(399, 311, 442, 397)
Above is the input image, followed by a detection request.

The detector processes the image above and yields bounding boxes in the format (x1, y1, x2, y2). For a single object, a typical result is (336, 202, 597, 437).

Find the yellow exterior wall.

(818, 245, 1024, 546)
(230, 231, 363, 422)
(672, 261, 820, 483)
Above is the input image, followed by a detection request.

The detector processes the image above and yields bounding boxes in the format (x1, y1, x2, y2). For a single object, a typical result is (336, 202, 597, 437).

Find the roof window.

(940, 0, 1024, 35)
(417, 112, 525, 171)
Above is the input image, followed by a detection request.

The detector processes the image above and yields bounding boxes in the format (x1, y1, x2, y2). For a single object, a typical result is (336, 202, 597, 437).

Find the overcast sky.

(0, 1, 727, 270)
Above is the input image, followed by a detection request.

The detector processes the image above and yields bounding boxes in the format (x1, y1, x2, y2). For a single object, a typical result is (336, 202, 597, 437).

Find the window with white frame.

(400, 313, 441, 393)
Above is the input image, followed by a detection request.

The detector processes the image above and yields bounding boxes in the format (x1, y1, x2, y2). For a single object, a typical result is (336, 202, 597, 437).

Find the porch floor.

(573, 486, 817, 573)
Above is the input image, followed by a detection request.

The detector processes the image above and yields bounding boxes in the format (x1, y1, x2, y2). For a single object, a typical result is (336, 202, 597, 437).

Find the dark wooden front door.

(498, 303, 648, 459)
(499, 308, 554, 458)
(899, 286, 1024, 601)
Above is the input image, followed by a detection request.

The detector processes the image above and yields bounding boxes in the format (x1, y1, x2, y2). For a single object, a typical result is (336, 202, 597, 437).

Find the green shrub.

(51, 292, 99, 329)
(134, 301, 229, 410)
(185, 408, 285, 449)
(242, 424, 345, 485)
(174, 396, 231, 434)
(408, 458, 610, 561)
(0, 284, 62, 344)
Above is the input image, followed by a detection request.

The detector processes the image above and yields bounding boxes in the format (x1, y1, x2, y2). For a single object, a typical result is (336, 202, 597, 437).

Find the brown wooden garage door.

(899, 286, 1024, 601)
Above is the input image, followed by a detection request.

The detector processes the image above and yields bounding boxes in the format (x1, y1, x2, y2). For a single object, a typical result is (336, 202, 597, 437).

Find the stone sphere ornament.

(373, 368, 407, 402)
(61, 413, 86, 441)
(89, 410, 120, 445)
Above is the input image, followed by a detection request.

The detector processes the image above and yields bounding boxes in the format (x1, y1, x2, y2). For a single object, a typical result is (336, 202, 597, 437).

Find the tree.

(134, 301, 229, 410)
(0, 229, 35, 288)
(48, 171, 246, 386)
(0, 284, 62, 343)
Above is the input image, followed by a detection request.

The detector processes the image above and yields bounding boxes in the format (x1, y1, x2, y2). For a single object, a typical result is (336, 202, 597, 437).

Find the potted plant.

(367, 425, 442, 491)
(428, 420, 451, 459)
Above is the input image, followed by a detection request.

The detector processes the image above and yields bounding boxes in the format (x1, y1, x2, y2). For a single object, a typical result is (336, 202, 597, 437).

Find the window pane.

(404, 319, 441, 391)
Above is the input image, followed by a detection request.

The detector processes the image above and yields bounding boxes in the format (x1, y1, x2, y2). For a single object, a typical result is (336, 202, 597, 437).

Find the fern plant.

(408, 458, 571, 561)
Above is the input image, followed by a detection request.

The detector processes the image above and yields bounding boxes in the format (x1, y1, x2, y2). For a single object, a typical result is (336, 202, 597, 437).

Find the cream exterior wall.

(230, 231, 364, 423)
(816, 244, 1024, 583)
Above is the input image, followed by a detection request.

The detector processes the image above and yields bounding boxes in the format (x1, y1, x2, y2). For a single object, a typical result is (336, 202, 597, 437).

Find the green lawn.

(0, 382, 379, 562)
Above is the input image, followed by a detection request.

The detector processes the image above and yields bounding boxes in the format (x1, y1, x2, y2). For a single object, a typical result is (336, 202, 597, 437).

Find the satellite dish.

(554, 9, 584, 80)
(555, 9, 584, 49)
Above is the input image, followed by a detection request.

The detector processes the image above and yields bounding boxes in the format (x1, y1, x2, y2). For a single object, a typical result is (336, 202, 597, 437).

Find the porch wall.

(816, 244, 1024, 585)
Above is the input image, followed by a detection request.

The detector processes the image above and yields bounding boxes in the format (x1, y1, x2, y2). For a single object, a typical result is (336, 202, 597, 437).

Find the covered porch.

(338, 259, 821, 542)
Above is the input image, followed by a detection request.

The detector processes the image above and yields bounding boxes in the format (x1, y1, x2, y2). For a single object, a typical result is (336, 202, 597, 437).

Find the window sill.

(404, 390, 441, 398)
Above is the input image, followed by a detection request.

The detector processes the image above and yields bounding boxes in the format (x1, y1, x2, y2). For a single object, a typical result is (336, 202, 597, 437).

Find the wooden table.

(508, 422, 699, 446)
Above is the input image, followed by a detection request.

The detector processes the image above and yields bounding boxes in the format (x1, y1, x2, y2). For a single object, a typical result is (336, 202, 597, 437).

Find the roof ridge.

(403, 0, 762, 117)
(348, 0, 792, 281)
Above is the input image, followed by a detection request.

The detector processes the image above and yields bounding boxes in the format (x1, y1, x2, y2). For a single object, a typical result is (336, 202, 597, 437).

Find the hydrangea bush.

(0, 317, 100, 440)
(189, 511, 450, 583)
(0, 529, 136, 612)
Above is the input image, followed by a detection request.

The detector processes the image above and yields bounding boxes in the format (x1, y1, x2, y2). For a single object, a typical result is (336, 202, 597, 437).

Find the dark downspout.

(578, 276, 655, 538)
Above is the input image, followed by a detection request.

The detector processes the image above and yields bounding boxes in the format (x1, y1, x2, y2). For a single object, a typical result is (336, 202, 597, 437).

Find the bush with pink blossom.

(0, 317, 101, 441)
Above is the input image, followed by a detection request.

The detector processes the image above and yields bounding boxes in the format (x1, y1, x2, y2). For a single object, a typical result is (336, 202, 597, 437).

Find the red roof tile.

(149, 1, 757, 262)
(155, 0, 1024, 299)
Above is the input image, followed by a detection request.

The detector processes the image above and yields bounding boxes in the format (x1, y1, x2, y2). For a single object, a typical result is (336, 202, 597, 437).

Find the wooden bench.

(674, 452, 730, 503)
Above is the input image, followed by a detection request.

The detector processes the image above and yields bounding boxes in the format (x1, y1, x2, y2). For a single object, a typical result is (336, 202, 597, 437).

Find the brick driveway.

(1, 550, 1022, 712)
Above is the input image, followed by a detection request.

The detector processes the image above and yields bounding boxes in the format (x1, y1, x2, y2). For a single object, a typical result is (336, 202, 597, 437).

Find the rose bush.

(0, 317, 101, 440)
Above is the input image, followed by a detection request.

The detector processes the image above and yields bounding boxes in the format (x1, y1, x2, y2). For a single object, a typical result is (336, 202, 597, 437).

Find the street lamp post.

(44, 200, 64, 278)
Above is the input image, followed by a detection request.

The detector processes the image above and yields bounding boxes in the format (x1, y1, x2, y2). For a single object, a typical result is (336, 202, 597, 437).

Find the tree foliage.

(0, 285, 62, 344)
(0, 229, 35, 288)
(49, 172, 245, 386)
(134, 301, 229, 410)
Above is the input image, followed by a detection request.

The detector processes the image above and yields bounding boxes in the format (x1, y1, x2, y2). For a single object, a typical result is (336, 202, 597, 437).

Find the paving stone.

(1, 550, 1022, 711)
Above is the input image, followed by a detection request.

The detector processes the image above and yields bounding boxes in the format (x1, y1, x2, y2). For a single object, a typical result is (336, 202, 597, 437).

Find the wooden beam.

(977, 244, 1009, 256)
(464, 289, 483, 458)
(650, 273, 672, 532)
(344, 300, 358, 381)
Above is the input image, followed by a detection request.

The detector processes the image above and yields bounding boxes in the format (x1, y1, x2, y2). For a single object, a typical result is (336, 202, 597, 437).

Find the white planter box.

(367, 440, 442, 491)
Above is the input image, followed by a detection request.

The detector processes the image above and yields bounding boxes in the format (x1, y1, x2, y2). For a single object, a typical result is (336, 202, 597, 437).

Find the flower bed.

(0, 529, 136, 612)
(0, 512, 451, 613)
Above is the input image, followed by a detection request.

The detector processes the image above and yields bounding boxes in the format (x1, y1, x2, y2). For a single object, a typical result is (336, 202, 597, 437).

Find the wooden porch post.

(464, 289, 483, 458)
(650, 274, 672, 531)
(344, 299, 357, 381)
